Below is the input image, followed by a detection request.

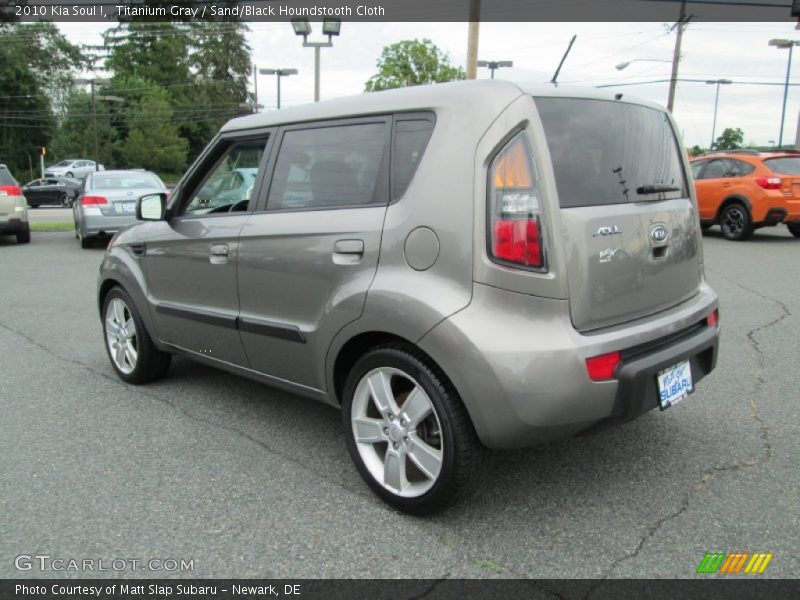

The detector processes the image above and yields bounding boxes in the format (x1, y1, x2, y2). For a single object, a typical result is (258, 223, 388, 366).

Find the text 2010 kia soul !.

(98, 81, 719, 514)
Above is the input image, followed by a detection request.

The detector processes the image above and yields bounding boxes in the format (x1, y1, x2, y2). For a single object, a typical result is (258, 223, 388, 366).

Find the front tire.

(102, 287, 171, 384)
(720, 203, 753, 241)
(342, 344, 488, 515)
(788, 223, 800, 238)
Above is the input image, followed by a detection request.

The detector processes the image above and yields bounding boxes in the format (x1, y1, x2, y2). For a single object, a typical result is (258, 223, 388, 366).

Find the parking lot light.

(769, 39, 799, 148)
(706, 79, 732, 150)
(291, 19, 341, 102)
(259, 68, 299, 110)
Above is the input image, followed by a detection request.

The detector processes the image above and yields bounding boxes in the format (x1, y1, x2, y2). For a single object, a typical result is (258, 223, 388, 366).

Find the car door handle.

(210, 244, 229, 265)
(332, 239, 364, 265)
(333, 240, 364, 255)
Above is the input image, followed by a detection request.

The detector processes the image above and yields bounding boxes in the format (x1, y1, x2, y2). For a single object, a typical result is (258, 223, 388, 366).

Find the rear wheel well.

(715, 196, 751, 223)
(333, 332, 446, 405)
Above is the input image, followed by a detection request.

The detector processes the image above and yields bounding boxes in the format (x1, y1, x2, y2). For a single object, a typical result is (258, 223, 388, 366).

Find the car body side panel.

(323, 97, 523, 399)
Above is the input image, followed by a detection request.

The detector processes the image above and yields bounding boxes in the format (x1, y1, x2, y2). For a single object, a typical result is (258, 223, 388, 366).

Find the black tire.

(102, 286, 171, 384)
(342, 343, 488, 515)
(700, 222, 712, 231)
(719, 203, 753, 241)
(16, 224, 31, 244)
(80, 234, 93, 249)
(66, 172, 74, 178)
(788, 223, 800, 238)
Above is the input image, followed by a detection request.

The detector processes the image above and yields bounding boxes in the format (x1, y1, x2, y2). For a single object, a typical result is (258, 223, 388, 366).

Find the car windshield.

(535, 97, 688, 207)
(764, 157, 800, 175)
(91, 173, 162, 190)
(54, 160, 73, 167)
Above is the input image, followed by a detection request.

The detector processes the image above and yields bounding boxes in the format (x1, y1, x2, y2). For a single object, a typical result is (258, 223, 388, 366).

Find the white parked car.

(45, 159, 104, 180)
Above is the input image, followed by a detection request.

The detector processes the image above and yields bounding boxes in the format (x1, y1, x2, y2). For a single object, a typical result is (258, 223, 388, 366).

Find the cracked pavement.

(0, 229, 798, 582)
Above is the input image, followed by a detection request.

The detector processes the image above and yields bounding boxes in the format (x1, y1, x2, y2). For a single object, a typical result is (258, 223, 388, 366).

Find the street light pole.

(770, 39, 798, 149)
(291, 18, 340, 103)
(706, 79, 732, 150)
(259, 68, 299, 110)
(477, 60, 513, 79)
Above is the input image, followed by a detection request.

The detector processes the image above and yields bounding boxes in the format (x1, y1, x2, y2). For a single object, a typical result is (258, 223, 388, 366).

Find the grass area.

(30, 221, 74, 232)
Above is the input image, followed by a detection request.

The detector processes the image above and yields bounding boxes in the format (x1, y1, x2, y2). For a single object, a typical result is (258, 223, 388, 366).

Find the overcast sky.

(57, 20, 800, 148)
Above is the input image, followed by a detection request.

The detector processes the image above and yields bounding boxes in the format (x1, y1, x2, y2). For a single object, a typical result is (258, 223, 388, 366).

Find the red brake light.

(489, 133, 545, 269)
(707, 308, 719, 328)
(586, 351, 621, 381)
(755, 176, 781, 190)
(81, 195, 108, 206)
(0, 185, 23, 196)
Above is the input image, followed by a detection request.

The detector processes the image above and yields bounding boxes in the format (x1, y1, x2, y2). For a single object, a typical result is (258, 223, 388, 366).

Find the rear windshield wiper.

(636, 184, 681, 195)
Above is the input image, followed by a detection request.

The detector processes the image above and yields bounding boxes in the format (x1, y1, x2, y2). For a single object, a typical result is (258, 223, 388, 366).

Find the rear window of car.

(91, 173, 163, 190)
(267, 121, 389, 210)
(0, 167, 17, 186)
(764, 157, 800, 174)
(534, 97, 688, 208)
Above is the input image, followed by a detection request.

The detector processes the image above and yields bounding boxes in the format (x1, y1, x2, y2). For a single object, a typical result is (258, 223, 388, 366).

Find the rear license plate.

(657, 359, 693, 410)
(121, 202, 136, 214)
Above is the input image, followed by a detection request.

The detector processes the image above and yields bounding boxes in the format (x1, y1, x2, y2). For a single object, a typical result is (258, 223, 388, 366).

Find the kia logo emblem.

(650, 224, 668, 245)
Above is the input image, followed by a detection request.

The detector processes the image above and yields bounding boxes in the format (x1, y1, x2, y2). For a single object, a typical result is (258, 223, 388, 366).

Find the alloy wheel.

(105, 298, 138, 374)
(722, 206, 746, 239)
(350, 367, 443, 498)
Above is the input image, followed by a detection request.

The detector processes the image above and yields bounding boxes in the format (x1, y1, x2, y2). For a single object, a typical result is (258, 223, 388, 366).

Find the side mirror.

(136, 193, 168, 221)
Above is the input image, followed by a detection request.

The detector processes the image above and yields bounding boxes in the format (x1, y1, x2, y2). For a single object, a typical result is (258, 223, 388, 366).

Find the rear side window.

(535, 98, 687, 208)
(267, 121, 388, 210)
(764, 157, 800, 174)
(392, 116, 434, 200)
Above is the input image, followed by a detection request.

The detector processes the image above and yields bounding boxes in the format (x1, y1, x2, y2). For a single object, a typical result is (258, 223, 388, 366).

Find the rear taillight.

(81, 195, 108, 206)
(488, 132, 545, 270)
(0, 185, 23, 196)
(586, 351, 622, 381)
(755, 176, 782, 190)
(707, 308, 719, 328)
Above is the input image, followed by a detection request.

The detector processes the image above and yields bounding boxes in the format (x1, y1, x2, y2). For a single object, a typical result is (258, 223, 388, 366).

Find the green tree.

(122, 87, 188, 173)
(365, 39, 465, 92)
(0, 23, 85, 178)
(687, 145, 707, 157)
(713, 127, 744, 151)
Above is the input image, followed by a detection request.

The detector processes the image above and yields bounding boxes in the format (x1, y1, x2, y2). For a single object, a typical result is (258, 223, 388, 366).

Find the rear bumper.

(0, 219, 26, 235)
(580, 323, 717, 435)
(81, 212, 137, 236)
(419, 281, 719, 449)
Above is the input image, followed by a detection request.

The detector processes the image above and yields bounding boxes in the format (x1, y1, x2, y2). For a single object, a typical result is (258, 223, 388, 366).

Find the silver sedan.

(73, 170, 167, 248)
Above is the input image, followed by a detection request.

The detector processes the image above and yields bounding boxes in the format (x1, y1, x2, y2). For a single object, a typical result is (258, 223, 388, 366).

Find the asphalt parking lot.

(0, 228, 798, 582)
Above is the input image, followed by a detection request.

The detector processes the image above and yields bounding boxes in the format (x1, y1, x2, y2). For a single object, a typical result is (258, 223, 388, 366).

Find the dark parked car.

(22, 177, 82, 207)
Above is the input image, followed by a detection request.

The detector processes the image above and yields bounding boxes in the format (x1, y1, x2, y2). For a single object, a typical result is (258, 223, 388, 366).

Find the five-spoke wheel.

(343, 345, 487, 514)
(102, 287, 172, 384)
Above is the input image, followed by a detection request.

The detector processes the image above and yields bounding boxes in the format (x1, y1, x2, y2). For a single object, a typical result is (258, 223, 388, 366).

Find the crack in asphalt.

(0, 319, 367, 499)
(584, 270, 786, 597)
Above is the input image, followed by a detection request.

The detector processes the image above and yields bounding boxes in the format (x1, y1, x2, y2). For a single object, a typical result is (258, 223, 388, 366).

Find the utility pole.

(466, 0, 480, 79)
(91, 81, 98, 171)
(667, 0, 687, 113)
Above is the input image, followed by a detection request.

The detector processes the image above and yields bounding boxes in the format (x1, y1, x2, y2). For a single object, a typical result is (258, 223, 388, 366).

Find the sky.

(56, 20, 800, 148)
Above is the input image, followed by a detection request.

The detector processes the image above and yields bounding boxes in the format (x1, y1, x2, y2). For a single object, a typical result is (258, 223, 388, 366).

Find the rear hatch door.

(534, 97, 701, 332)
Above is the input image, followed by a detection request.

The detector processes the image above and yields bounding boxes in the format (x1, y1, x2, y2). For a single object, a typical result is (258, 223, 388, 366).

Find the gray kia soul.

(98, 80, 719, 514)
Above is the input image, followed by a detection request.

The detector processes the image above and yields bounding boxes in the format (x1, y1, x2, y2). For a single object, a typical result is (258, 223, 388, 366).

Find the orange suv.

(690, 150, 800, 240)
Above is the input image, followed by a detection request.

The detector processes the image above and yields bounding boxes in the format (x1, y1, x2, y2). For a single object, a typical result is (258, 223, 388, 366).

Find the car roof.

(221, 80, 667, 133)
(92, 169, 157, 176)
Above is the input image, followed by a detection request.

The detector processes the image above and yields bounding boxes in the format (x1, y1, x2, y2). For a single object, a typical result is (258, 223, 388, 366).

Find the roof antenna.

(551, 35, 577, 85)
